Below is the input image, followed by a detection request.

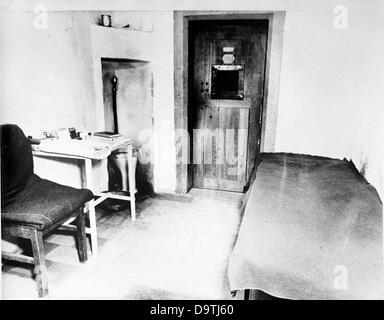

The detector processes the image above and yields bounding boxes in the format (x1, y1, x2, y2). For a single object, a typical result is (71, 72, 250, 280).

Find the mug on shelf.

(101, 14, 112, 27)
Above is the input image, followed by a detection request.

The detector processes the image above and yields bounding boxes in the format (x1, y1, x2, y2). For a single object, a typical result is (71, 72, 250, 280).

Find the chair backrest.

(1, 124, 34, 205)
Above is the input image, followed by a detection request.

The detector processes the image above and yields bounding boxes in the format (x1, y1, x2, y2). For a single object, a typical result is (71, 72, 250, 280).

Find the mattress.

(228, 153, 383, 299)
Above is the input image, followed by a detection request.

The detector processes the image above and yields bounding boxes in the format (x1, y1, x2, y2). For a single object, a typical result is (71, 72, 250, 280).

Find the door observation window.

(211, 65, 244, 100)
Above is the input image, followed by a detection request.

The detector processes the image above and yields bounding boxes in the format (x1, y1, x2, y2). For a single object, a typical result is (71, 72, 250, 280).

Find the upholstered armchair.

(1, 124, 94, 297)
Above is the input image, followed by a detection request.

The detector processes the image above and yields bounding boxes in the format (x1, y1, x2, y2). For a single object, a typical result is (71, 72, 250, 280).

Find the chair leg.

(30, 228, 49, 297)
(87, 200, 98, 256)
(76, 211, 88, 263)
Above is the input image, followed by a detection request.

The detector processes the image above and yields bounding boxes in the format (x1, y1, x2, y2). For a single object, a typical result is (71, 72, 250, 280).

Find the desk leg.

(127, 146, 136, 221)
(83, 159, 98, 256)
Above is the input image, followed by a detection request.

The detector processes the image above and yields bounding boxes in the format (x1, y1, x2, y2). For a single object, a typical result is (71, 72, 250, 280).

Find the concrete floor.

(1, 189, 243, 299)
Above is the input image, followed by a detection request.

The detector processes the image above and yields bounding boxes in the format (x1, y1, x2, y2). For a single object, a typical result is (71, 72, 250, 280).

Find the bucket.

(112, 151, 137, 193)
(100, 148, 137, 212)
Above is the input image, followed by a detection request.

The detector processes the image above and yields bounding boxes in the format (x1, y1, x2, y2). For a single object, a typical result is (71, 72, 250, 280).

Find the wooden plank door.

(190, 20, 268, 192)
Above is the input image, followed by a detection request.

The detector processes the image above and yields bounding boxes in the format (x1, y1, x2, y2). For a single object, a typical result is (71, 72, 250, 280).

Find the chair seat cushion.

(1, 175, 93, 230)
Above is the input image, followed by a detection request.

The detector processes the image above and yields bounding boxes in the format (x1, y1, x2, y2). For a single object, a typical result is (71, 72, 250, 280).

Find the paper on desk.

(38, 139, 111, 159)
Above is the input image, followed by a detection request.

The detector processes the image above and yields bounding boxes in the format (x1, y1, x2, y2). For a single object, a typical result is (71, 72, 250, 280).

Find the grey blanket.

(228, 153, 383, 299)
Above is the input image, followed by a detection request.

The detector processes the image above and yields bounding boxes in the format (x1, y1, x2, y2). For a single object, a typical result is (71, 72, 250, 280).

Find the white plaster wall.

(274, 7, 384, 199)
(90, 11, 176, 193)
(0, 10, 102, 187)
(0, 9, 176, 193)
(0, 10, 99, 136)
(170, 1, 384, 199)
(171, 3, 383, 198)
(1, 1, 383, 197)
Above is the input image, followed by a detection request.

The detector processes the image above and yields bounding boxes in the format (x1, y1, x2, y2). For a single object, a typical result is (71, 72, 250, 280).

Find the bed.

(228, 153, 383, 300)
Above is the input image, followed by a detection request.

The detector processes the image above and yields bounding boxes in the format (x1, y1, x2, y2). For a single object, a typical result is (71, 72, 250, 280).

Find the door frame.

(174, 11, 286, 194)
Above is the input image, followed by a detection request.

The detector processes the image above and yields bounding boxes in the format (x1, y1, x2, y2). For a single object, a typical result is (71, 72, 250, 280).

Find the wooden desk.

(32, 137, 136, 256)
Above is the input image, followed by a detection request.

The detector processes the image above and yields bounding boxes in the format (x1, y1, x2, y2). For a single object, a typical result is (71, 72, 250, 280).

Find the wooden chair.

(1, 124, 93, 297)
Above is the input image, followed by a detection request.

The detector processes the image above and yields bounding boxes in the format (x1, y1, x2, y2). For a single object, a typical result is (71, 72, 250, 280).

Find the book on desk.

(31, 135, 132, 159)
(93, 131, 122, 138)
